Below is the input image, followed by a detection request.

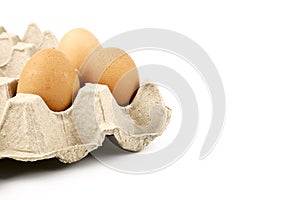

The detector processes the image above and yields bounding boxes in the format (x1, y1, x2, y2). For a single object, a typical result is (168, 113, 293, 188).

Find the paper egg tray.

(0, 78, 171, 163)
(0, 24, 171, 163)
(0, 23, 58, 78)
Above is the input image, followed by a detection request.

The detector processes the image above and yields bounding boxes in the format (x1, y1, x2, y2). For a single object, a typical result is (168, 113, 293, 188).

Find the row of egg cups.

(0, 25, 171, 163)
(0, 76, 171, 163)
(0, 23, 58, 77)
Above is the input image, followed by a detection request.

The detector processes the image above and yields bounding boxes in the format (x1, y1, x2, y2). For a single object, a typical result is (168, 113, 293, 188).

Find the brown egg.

(58, 28, 100, 70)
(17, 48, 79, 112)
(80, 46, 139, 106)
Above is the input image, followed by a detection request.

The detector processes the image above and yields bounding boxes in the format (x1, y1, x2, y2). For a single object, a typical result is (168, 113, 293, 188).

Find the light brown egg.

(80, 46, 139, 106)
(58, 28, 100, 70)
(17, 48, 79, 112)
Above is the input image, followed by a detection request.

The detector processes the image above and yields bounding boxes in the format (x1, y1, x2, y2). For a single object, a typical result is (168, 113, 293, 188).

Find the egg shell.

(80, 46, 139, 106)
(58, 28, 100, 70)
(17, 48, 79, 111)
(0, 24, 172, 163)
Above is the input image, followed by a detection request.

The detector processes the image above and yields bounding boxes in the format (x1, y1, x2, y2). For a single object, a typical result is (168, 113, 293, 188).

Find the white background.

(1, 0, 300, 199)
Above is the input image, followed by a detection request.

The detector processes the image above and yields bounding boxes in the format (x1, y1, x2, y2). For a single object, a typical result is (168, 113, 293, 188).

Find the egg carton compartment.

(0, 23, 171, 163)
(0, 77, 171, 163)
(0, 23, 58, 78)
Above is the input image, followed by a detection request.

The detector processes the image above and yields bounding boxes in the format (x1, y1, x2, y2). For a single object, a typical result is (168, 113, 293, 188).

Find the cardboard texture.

(0, 23, 58, 78)
(0, 24, 171, 163)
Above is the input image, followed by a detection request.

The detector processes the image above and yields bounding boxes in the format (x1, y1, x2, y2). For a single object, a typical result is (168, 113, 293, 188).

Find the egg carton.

(0, 23, 58, 78)
(0, 78, 171, 163)
(0, 24, 171, 163)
